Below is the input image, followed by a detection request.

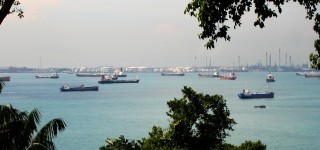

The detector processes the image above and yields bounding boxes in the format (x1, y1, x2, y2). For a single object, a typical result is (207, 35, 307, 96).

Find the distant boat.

(0, 76, 10, 81)
(296, 72, 304, 76)
(76, 73, 103, 77)
(198, 72, 219, 78)
(219, 72, 237, 80)
(76, 73, 118, 80)
(98, 75, 139, 84)
(238, 82, 274, 99)
(113, 68, 127, 77)
(63, 71, 74, 74)
(266, 73, 275, 82)
(304, 72, 320, 78)
(60, 84, 98, 92)
(35, 73, 59, 79)
(161, 71, 185, 76)
(254, 105, 266, 108)
(219, 69, 249, 72)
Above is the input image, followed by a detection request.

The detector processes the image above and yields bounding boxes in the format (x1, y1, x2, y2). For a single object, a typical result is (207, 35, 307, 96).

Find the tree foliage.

(224, 140, 266, 150)
(0, 98, 66, 150)
(0, 81, 4, 93)
(162, 86, 236, 149)
(184, 0, 320, 69)
(310, 14, 320, 69)
(236, 140, 266, 150)
(101, 86, 265, 150)
(0, 0, 23, 25)
(184, 0, 320, 49)
(100, 135, 142, 150)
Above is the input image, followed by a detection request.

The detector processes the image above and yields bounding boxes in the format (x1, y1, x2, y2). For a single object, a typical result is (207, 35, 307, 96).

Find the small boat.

(76, 73, 118, 80)
(60, 84, 98, 92)
(113, 68, 127, 77)
(0, 76, 10, 81)
(35, 73, 59, 79)
(254, 105, 266, 108)
(161, 71, 185, 76)
(296, 72, 304, 76)
(98, 79, 139, 84)
(266, 73, 275, 82)
(98, 75, 139, 84)
(304, 72, 320, 78)
(219, 72, 237, 80)
(198, 72, 219, 78)
(238, 82, 274, 99)
(76, 73, 104, 77)
(63, 71, 74, 74)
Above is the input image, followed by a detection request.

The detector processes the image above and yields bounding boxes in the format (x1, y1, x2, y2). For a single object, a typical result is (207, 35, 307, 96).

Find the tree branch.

(0, 0, 15, 25)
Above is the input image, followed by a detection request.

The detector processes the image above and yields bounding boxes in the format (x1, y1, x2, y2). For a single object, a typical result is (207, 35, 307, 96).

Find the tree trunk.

(0, 0, 15, 25)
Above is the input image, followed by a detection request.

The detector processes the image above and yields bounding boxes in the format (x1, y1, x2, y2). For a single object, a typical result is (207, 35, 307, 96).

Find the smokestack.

(285, 53, 287, 67)
(279, 49, 281, 67)
(266, 52, 268, 68)
(269, 54, 271, 68)
(289, 56, 292, 67)
(238, 56, 240, 69)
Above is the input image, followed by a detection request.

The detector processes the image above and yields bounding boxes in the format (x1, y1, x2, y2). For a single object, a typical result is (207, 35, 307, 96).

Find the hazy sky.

(0, 0, 318, 68)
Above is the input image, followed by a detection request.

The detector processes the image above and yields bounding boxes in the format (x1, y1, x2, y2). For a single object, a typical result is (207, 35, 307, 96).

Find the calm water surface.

(1, 72, 319, 150)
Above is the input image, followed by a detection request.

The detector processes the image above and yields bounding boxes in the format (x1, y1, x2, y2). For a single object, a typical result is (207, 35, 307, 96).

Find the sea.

(1, 72, 319, 150)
